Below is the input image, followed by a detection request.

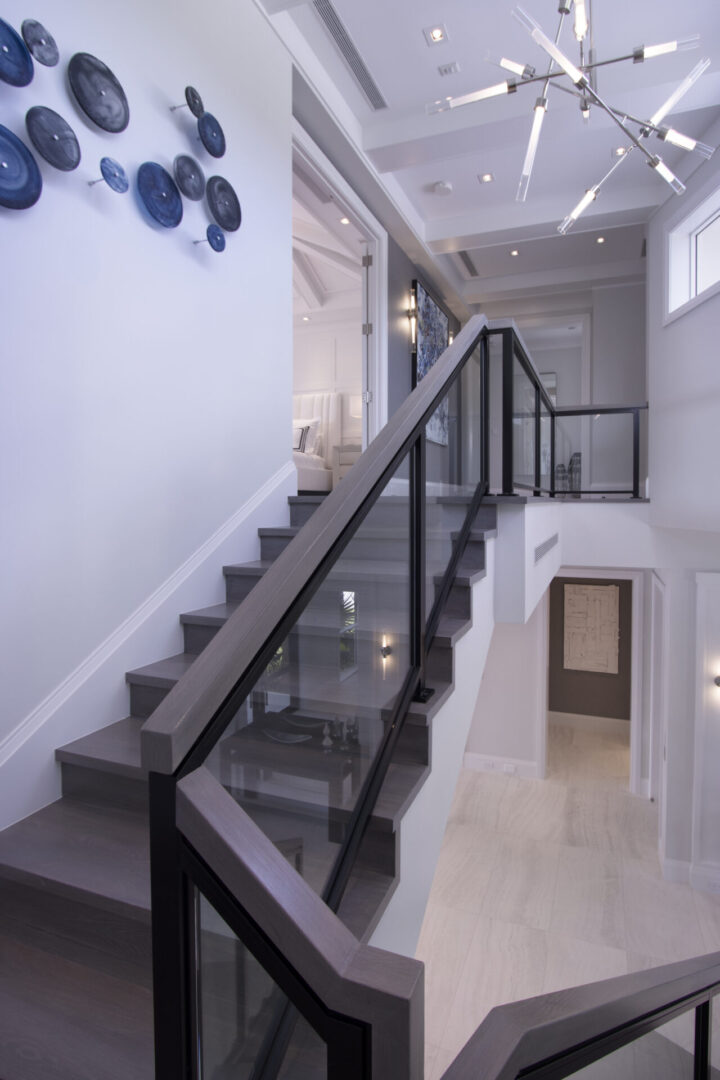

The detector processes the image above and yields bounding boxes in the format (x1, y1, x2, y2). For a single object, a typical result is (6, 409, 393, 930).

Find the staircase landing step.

(56, 717, 144, 779)
(0, 799, 150, 919)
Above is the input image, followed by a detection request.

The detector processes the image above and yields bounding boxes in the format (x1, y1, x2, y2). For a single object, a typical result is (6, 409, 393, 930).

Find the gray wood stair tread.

(257, 526, 301, 537)
(55, 717, 144, 779)
(0, 798, 150, 917)
(125, 652, 196, 686)
(0, 933, 153, 1080)
(180, 602, 239, 626)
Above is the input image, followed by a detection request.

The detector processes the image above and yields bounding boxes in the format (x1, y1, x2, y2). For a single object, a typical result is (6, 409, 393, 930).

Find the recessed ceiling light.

(596, 236, 605, 244)
(423, 24, 449, 46)
(613, 146, 628, 158)
(340, 216, 350, 225)
(510, 249, 519, 256)
(479, 172, 495, 184)
(302, 315, 310, 322)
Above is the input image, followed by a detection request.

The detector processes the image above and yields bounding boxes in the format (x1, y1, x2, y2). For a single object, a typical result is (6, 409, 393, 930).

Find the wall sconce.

(449, 330, 454, 345)
(714, 676, 720, 688)
(407, 288, 417, 345)
(380, 638, 392, 660)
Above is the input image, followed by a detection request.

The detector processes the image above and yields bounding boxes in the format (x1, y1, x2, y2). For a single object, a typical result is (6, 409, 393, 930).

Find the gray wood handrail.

(141, 313, 488, 775)
(440, 951, 720, 1080)
(177, 767, 424, 1080)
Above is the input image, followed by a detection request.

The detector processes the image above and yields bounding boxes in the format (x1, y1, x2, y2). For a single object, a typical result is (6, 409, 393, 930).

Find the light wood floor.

(417, 718, 720, 1080)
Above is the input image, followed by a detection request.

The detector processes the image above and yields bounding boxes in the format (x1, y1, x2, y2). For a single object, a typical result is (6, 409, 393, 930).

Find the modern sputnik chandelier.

(429, 1, 715, 233)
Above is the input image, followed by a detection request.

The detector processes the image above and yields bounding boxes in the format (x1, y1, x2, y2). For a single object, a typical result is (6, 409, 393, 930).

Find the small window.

(668, 185, 720, 316)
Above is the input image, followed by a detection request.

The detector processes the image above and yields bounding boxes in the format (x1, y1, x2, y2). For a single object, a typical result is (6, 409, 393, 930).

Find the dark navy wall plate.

(137, 162, 183, 227)
(185, 85, 204, 117)
(0, 17, 34, 86)
(0, 124, 42, 209)
(26, 106, 80, 171)
(198, 113, 225, 158)
(21, 19, 58, 67)
(100, 156, 128, 193)
(68, 52, 129, 133)
(207, 224, 225, 252)
(174, 154, 205, 200)
(206, 175, 241, 232)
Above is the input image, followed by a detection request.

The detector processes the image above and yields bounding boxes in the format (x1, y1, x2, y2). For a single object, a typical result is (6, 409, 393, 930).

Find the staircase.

(0, 490, 497, 1080)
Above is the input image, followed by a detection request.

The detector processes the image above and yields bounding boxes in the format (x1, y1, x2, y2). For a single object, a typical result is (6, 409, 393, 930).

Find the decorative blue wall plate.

(173, 154, 205, 200)
(0, 17, 34, 86)
(137, 162, 183, 227)
(0, 124, 42, 209)
(206, 175, 241, 232)
(206, 224, 225, 252)
(26, 106, 80, 171)
(21, 19, 58, 67)
(185, 85, 204, 118)
(100, 156, 128, 193)
(198, 113, 225, 158)
(68, 52, 129, 133)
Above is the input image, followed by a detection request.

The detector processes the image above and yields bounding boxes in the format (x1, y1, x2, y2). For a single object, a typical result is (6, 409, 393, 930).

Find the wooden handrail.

(440, 951, 720, 1080)
(141, 314, 488, 775)
(177, 767, 424, 1080)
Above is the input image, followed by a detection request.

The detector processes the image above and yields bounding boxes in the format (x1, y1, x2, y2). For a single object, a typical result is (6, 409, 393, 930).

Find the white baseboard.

(661, 856, 691, 884)
(463, 751, 541, 779)
(690, 862, 720, 895)
(548, 710, 631, 738)
(0, 461, 295, 771)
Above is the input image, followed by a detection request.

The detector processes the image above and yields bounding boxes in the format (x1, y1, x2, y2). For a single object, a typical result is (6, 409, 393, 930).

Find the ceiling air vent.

(438, 61, 460, 77)
(312, 0, 388, 111)
(458, 250, 479, 278)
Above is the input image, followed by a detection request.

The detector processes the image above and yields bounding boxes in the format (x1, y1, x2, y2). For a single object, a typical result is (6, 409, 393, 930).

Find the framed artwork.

(563, 583, 620, 674)
(412, 279, 450, 446)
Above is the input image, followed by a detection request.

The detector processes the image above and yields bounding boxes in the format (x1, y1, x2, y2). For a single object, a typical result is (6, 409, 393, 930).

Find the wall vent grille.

(312, 0, 388, 111)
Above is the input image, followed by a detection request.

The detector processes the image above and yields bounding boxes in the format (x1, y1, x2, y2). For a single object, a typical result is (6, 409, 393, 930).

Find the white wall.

(691, 573, 720, 893)
(465, 593, 548, 778)
(647, 119, 720, 534)
(0, 0, 293, 819)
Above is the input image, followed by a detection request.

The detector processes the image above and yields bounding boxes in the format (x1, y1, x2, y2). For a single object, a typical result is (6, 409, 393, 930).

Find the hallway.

(417, 718, 720, 1079)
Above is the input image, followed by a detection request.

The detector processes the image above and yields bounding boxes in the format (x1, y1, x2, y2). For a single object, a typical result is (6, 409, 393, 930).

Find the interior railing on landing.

(140, 313, 658, 1080)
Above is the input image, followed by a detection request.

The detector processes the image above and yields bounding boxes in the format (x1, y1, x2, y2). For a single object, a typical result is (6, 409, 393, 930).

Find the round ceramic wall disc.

(173, 154, 205, 201)
(206, 224, 226, 252)
(26, 106, 81, 171)
(100, 156, 128, 193)
(0, 17, 34, 86)
(21, 19, 59, 67)
(68, 52, 129, 134)
(137, 161, 183, 228)
(206, 175, 241, 232)
(198, 113, 225, 158)
(185, 85, 204, 117)
(0, 124, 42, 209)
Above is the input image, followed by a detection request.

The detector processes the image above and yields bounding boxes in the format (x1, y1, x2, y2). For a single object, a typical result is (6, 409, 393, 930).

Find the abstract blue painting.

(413, 280, 450, 446)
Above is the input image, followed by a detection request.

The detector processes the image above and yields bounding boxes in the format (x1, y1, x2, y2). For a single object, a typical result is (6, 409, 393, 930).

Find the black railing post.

(148, 772, 194, 1080)
(550, 411, 556, 497)
(632, 407, 640, 498)
(502, 330, 514, 495)
(481, 331, 490, 490)
(694, 1001, 711, 1080)
(534, 384, 541, 495)
(411, 433, 432, 701)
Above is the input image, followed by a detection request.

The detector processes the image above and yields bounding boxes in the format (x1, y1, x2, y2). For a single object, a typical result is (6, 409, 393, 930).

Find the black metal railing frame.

(146, 321, 492, 1080)
(492, 326, 647, 499)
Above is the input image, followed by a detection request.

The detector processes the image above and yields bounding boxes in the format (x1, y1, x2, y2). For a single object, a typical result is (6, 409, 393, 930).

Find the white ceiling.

(265, 0, 720, 309)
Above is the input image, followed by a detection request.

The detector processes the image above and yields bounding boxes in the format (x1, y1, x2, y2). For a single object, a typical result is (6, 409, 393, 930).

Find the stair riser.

(183, 621, 221, 655)
(425, 642, 453, 685)
(61, 762, 148, 812)
(262, 530, 467, 566)
(289, 501, 322, 527)
(129, 681, 171, 719)
(441, 581, 472, 621)
(225, 568, 412, 613)
(224, 570, 262, 605)
(474, 505, 498, 530)
(260, 534, 296, 561)
(0, 878, 151, 989)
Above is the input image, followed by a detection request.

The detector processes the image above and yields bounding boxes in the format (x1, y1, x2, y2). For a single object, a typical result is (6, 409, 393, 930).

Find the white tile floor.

(416, 718, 720, 1080)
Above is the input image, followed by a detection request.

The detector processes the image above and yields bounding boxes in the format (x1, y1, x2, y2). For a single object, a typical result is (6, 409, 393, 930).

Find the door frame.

(556, 565, 645, 797)
(292, 119, 388, 444)
(649, 572, 669, 858)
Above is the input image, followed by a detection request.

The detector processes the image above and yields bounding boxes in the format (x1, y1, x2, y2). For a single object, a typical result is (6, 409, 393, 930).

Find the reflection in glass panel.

(513, 355, 536, 490)
(204, 450, 413, 901)
(540, 401, 552, 492)
(197, 892, 327, 1080)
(424, 342, 483, 620)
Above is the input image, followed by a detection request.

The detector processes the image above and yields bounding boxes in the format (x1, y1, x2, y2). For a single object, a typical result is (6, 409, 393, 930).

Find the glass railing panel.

(203, 449, 413, 900)
(555, 411, 637, 495)
(197, 891, 327, 1080)
(424, 341, 484, 621)
(563, 1015, 698, 1079)
(554, 413, 585, 494)
(540, 399, 552, 492)
(512, 355, 536, 491)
